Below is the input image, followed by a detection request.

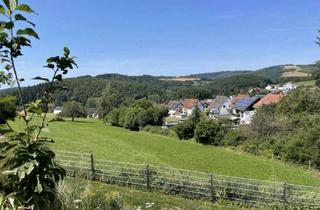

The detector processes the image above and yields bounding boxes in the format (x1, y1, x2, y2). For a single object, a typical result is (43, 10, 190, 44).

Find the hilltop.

(0, 63, 317, 106)
(188, 64, 317, 80)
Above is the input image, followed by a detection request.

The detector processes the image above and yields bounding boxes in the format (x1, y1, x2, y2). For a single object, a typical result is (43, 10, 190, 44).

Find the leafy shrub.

(48, 117, 65, 122)
(142, 125, 177, 138)
(173, 120, 196, 140)
(107, 99, 168, 131)
(58, 182, 123, 210)
(194, 119, 227, 145)
(222, 129, 245, 146)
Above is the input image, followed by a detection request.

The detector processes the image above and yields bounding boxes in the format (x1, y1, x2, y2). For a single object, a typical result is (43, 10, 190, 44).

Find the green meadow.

(11, 118, 320, 186)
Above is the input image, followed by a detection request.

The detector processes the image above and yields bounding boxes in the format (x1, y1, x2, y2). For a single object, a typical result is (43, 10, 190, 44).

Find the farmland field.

(294, 80, 316, 87)
(10, 118, 320, 186)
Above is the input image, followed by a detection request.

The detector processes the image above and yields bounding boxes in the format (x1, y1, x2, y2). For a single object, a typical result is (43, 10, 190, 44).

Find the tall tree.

(60, 101, 86, 121)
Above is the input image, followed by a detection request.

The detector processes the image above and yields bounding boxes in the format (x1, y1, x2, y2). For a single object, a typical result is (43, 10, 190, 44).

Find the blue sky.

(11, 0, 320, 84)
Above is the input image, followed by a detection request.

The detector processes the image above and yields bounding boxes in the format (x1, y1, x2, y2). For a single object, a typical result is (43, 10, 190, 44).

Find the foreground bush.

(58, 183, 123, 210)
(142, 125, 177, 138)
(194, 119, 230, 145)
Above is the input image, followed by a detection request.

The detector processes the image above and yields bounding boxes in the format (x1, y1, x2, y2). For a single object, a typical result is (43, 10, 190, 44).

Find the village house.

(181, 99, 205, 116)
(208, 96, 232, 119)
(234, 97, 261, 125)
(265, 82, 296, 93)
(229, 94, 250, 115)
(87, 108, 98, 118)
(53, 106, 63, 115)
(166, 100, 186, 118)
(253, 93, 284, 109)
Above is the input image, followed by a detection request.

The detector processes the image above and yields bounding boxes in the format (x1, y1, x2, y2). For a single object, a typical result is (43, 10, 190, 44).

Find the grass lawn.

(294, 80, 316, 87)
(66, 178, 243, 210)
(10, 118, 320, 186)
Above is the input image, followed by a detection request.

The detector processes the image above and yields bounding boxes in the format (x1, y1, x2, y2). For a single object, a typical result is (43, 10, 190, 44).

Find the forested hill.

(0, 64, 317, 106)
(188, 64, 317, 80)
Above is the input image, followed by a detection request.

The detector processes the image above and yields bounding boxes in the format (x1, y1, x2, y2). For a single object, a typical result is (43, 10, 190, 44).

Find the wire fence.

(54, 150, 320, 209)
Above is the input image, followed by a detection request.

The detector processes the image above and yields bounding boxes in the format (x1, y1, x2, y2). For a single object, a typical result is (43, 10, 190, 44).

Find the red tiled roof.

(182, 99, 200, 109)
(253, 93, 283, 109)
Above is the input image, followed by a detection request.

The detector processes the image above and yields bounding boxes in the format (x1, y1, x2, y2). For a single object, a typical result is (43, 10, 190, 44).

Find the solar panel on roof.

(235, 98, 257, 111)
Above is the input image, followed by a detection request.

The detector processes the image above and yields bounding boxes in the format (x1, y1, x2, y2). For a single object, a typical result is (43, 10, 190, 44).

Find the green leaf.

(17, 28, 39, 39)
(54, 74, 62, 81)
(33, 76, 49, 82)
(4, 21, 14, 29)
(64, 47, 70, 56)
(35, 176, 43, 193)
(14, 13, 26, 21)
(3, 0, 17, 11)
(2, 168, 18, 175)
(44, 63, 55, 69)
(0, 5, 5, 15)
(15, 14, 35, 27)
(15, 4, 36, 14)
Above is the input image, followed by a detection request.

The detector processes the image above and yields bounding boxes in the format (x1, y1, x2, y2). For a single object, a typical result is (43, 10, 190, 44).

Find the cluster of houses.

(166, 82, 296, 125)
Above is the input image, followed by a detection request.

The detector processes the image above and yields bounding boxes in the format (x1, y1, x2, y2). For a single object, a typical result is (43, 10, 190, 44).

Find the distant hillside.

(188, 64, 317, 81)
(253, 64, 316, 79)
(187, 70, 252, 80)
(0, 63, 317, 106)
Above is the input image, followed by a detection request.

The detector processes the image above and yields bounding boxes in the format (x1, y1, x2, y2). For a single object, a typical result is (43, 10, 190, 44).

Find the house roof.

(166, 100, 182, 110)
(54, 106, 63, 111)
(87, 108, 97, 115)
(230, 94, 250, 109)
(235, 97, 260, 111)
(253, 93, 283, 109)
(182, 99, 202, 109)
(209, 96, 228, 109)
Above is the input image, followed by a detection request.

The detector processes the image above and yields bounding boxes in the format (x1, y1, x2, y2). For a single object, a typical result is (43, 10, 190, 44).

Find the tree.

(195, 119, 224, 145)
(60, 101, 86, 121)
(0, 96, 16, 131)
(190, 105, 202, 124)
(107, 108, 120, 126)
(0, 1, 77, 208)
(123, 107, 141, 131)
(173, 120, 196, 140)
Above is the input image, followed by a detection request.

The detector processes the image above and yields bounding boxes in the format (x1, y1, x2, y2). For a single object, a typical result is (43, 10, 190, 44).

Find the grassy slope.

(294, 80, 316, 87)
(11, 119, 320, 186)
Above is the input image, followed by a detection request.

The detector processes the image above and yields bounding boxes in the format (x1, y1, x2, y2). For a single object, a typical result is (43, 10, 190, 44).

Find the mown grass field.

(11, 118, 320, 186)
(294, 80, 316, 87)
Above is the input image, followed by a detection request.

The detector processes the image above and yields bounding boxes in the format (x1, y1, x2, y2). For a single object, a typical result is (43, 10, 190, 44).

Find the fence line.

(54, 150, 320, 209)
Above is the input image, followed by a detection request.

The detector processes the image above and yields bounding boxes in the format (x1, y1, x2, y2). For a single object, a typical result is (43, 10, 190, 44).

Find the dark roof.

(166, 101, 182, 110)
(230, 94, 250, 109)
(235, 97, 260, 111)
(209, 96, 228, 109)
(87, 108, 97, 115)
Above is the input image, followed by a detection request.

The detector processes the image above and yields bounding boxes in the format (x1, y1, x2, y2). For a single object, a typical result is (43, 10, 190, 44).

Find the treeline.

(172, 107, 234, 145)
(106, 99, 168, 131)
(0, 73, 273, 108)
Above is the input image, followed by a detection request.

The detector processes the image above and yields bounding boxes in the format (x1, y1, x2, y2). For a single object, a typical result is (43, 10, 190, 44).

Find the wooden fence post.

(146, 165, 150, 191)
(90, 154, 95, 181)
(309, 160, 311, 171)
(210, 174, 215, 202)
(282, 182, 288, 208)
